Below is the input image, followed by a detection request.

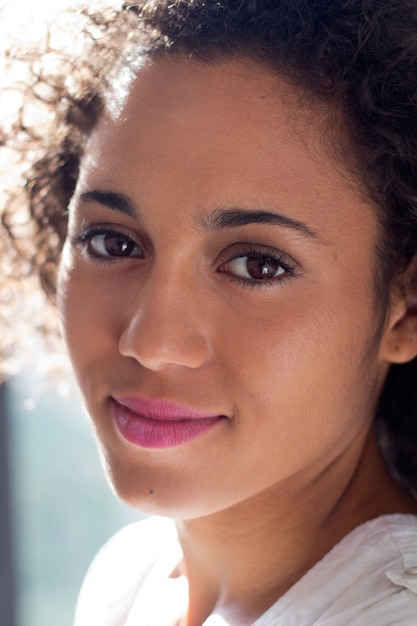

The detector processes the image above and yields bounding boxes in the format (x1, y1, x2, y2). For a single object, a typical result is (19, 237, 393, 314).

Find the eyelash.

(217, 245, 297, 290)
(71, 225, 144, 265)
(71, 226, 298, 289)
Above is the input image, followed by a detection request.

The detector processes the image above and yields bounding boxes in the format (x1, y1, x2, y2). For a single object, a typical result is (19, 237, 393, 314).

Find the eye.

(218, 245, 295, 285)
(223, 254, 286, 280)
(81, 230, 144, 259)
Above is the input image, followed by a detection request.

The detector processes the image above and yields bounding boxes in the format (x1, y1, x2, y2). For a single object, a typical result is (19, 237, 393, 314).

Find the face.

(59, 57, 392, 519)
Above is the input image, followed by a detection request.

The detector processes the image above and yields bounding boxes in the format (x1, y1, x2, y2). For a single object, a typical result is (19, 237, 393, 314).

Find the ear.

(379, 267, 417, 364)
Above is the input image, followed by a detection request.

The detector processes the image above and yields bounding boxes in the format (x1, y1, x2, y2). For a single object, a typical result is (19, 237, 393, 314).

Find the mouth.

(111, 395, 227, 449)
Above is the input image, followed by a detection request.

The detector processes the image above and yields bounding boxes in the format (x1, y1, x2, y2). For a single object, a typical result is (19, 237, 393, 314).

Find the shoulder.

(265, 514, 417, 626)
(338, 514, 417, 625)
(74, 516, 178, 626)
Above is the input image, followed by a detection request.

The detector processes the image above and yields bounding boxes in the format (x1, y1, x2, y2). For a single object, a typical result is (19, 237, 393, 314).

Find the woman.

(2, 1, 417, 624)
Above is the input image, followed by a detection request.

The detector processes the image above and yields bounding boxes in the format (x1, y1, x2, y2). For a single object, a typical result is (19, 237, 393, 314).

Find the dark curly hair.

(1, 0, 417, 494)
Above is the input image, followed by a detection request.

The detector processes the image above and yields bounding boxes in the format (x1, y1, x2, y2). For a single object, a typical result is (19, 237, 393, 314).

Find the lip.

(111, 396, 226, 449)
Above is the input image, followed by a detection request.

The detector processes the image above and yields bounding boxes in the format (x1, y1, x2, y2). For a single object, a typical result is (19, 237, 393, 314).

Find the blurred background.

(0, 2, 142, 625)
(1, 373, 139, 626)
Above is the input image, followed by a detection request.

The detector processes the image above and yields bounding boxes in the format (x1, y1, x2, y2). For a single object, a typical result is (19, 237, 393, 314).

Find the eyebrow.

(201, 209, 319, 239)
(77, 189, 320, 240)
(78, 190, 138, 219)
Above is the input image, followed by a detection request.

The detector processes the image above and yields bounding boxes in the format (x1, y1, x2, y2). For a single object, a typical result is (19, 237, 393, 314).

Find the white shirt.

(74, 514, 417, 625)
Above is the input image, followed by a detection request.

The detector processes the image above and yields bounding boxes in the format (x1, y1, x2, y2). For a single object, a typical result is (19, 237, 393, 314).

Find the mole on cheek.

(149, 489, 155, 495)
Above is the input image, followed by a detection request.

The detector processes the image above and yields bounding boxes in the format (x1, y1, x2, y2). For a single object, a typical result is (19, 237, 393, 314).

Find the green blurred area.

(6, 373, 141, 626)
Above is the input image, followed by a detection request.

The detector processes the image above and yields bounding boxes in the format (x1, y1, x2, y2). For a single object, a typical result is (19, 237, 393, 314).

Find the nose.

(118, 273, 211, 371)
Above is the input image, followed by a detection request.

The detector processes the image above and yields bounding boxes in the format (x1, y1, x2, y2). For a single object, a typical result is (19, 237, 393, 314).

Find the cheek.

(57, 249, 75, 351)
(58, 267, 86, 363)
(57, 254, 114, 378)
(215, 292, 380, 465)
(218, 290, 368, 390)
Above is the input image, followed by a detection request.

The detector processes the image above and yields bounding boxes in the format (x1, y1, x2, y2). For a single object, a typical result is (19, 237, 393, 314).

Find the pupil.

(246, 256, 279, 279)
(105, 234, 132, 256)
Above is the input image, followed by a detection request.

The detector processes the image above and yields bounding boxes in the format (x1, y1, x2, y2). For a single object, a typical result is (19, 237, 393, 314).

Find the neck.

(176, 426, 417, 626)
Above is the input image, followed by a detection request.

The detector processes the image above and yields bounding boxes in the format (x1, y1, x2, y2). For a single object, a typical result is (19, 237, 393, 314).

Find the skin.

(58, 57, 417, 625)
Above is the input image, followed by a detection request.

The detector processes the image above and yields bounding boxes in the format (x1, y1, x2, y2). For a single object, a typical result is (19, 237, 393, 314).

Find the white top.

(74, 514, 417, 626)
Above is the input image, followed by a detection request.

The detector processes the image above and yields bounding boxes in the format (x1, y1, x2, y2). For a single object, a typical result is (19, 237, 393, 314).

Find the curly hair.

(1, 0, 417, 494)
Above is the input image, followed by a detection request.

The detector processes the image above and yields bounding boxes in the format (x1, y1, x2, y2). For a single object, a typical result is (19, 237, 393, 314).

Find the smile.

(111, 396, 227, 449)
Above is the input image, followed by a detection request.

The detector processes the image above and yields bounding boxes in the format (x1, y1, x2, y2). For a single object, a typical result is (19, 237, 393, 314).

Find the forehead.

(94, 55, 336, 166)
(79, 56, 376, 244)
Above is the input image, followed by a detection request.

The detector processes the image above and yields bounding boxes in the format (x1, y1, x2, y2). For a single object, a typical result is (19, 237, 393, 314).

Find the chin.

(100, 453, 246, 520)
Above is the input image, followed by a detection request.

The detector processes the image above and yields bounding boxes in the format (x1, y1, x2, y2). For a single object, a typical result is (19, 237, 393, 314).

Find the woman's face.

(59, 57, 394, 518)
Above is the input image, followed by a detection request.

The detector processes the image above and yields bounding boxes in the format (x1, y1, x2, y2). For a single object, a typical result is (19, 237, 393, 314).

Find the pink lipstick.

(111, 396, 226, 449)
